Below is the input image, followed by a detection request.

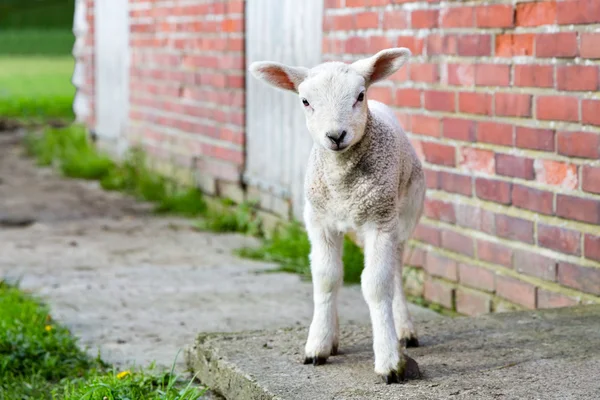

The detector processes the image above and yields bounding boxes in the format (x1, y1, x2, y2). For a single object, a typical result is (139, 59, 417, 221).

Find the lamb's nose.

(326, 130, 347, 146)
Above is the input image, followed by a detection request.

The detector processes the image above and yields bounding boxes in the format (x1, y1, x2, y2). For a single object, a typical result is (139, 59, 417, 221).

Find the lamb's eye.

(302, 98, 310, 107)
(357, 92, 365, 102)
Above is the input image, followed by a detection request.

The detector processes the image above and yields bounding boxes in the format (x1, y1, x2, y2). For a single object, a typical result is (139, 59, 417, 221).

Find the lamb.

(249, 47, 425, 384)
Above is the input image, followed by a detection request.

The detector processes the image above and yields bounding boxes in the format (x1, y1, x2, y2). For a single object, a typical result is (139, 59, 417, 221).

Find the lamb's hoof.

(303, 356, 327, 366)
(383, 371, 402, 384)
(404, 336, 420, 348)
(403, 355, 421, 380)
(380, 355, 421, 384)
(331, 344, 339, 356)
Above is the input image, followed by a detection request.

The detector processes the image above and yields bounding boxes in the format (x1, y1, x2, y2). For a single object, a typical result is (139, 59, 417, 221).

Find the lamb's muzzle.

(249, 47, 426, 384)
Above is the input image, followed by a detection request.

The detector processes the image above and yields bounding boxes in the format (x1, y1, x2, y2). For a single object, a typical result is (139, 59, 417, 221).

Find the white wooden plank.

(245, 0, 324, 220)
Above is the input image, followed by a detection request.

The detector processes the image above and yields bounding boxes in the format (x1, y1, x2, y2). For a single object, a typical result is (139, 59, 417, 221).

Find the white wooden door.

(245, 0, 324, 220)
(94, 0, 130, 142)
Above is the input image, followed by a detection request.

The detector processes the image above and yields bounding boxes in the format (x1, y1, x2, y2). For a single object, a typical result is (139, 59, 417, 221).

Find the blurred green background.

(0, 0, 76, 120)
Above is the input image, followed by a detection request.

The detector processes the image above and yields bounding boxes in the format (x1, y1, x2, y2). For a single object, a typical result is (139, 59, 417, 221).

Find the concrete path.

(0, 129, 441, 374)
(187, 305, 600, 400)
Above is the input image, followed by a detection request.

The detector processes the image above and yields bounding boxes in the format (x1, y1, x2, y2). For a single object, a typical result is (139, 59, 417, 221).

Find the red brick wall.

(324, 0, 600, 314)
(128, 0, 245, 193)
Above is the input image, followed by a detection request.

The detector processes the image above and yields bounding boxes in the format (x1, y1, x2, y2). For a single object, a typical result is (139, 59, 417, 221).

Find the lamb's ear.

(351, 47, 411, 86)
(249, 61, 309, 93)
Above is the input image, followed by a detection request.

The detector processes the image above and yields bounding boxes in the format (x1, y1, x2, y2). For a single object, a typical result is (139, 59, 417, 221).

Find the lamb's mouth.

(330, 144, 349, 152)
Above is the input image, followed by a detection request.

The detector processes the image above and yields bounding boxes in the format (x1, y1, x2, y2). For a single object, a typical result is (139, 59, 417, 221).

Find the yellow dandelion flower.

(117, 370, 131, 379)
(44, 325, 52, 332)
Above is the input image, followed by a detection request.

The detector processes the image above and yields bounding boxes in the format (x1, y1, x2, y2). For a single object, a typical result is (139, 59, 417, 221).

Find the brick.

(476, 179, 512, 205)
(456, 289, 492, 316)
(440, 6, 474, 28)
(495, 34, 534, 57)
(514, 64, 554, 88)
(581, 33, 600, 59)
(424, 278, 455, 309)
(538, 224, 581, 256)
(368, 86, 393, 104)
(368, 35, 396, 52)
(495, 154, 534, 180)
(515, 127, 555, 151)
(557, 66, 599, 91)
(458, 92, 492, 115)
(424, 90, 455, 112)
(414, 224, 441, 246)
(424, 199, 455, 223)
(534, 160, 578, 190)
(557, 131, 600, 159)
(558, 262, 600, 296)
(585, 235, 600, 262)
(439, 171, 472, 196)
(536, 96, 579, 122)
(475, 64, 510, 87)
(513, 250, 557, 282)
(383, 10, 409, 29)
(582, 166, 600, 194)
(515, 1, 557, 26)
(355, 11, 379, 29)
(512, 184, 554, 215)
(496, 275, 537, 309)
(395, 88, 421, 108)
(477, 122, 513, 146)
(477, 239, 512, 267)
(495, 214, 534, 243)
(424, 168, 439, 189)
(404, 247, 426, 268)
(410, 63, 439, 83)
(426, 34, 457, 55)
(535, 32, 578, 57)
(446, 63, 474, 87)
(411, 9, 439, 29)
(495, 93, 532, 118)
(557, 0, 600, 25)
(325, 14, 355, 30)
(442, 118, 476, 142)
(537, 289, 578, 309)
(425, 253, 458, 281)
(459, 148, 495, 175)
(421, 142, 456, 166)
(398, 35, 426, 55)
(344, 37, 369, 54)
(442, 230, 475, 257)
(556, 195, 600, 225)
(457, 35, 491, 57)
(582, 99, 600, 127)
(411, 115, 441, 137)
(455, 204, 495, 235)
(458, 263, 495, 292)
(475, 4, 514, 28)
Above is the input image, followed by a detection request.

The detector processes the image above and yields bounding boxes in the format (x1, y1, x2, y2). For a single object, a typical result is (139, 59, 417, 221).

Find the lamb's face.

(297, 64, 368, 153)
(249, 47, 411, 153)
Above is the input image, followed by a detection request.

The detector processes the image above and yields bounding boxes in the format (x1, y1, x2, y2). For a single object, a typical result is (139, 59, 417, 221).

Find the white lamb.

(249, 47, 425, 383)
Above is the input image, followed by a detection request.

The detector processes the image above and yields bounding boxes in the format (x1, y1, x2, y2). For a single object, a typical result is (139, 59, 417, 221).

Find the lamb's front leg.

(363, 229, 420, 383)
(394, 243, 419, 348)
(303, 218, 343, 366)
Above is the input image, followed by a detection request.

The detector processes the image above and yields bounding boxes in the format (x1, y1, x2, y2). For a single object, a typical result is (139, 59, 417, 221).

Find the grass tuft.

(197, 200, 262, 236)
(236, 222, 365, 284)
(0, 281, 206, 399)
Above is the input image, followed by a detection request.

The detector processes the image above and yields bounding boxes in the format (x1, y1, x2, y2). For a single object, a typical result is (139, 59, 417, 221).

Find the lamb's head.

(249, 47, 411, 153)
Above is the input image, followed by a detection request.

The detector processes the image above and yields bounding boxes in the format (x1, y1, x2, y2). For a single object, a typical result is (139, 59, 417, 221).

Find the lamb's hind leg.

(303, 217, 343, 366)
(394, 243, 419, 348)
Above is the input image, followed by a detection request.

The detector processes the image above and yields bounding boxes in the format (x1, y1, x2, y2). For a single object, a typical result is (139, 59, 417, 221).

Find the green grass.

(0, 1, 75, 30)
(196, 200, 262, 236)
(237, 221, 365, 284)
(25, 124, 208, 217)
(0, 281, 205, 399)
(0, 29, 74, 56)
(0, 55, 75, 119)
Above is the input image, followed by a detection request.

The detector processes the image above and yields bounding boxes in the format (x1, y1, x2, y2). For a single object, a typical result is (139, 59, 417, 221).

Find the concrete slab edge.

(185, 332, 279, 400)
